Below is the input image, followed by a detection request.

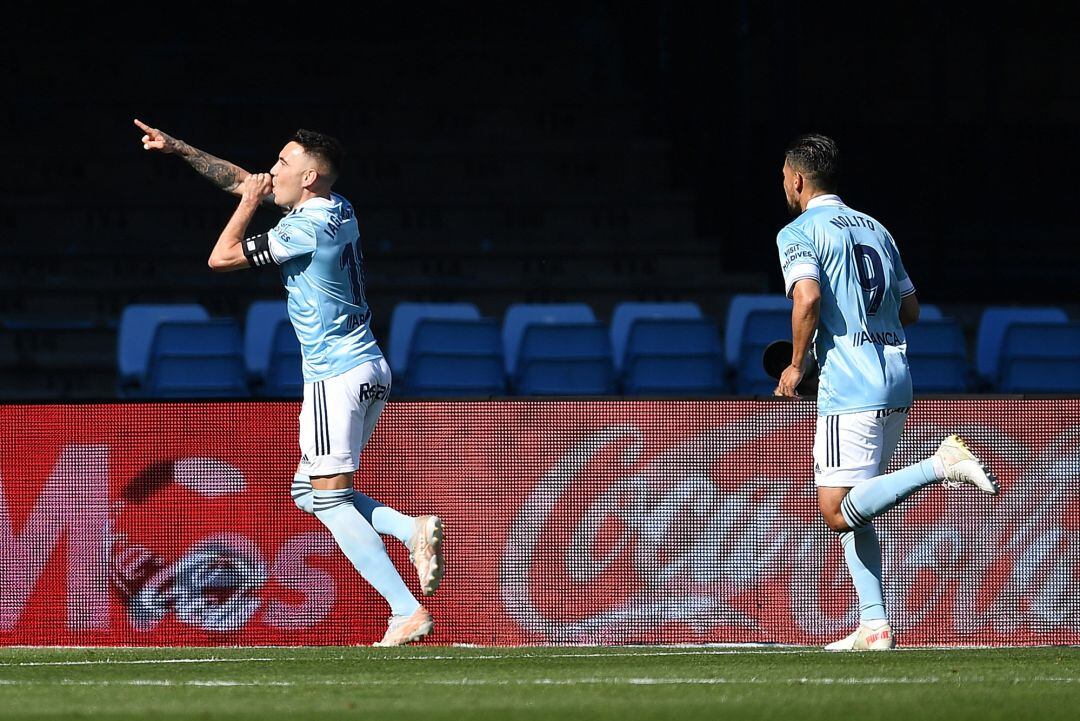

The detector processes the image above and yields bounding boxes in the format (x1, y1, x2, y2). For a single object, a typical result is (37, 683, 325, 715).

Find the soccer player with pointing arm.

(134, 118, 444, 646)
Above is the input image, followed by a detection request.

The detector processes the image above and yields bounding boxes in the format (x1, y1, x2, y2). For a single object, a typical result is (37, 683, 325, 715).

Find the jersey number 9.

(853, 244, 885, 316)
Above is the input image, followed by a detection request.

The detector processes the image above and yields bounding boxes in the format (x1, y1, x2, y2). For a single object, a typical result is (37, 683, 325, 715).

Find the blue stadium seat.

(735, 309, 792, 395)
(624, 356, 728, 395)
(514, 323, 615, 395)
(609, 302, 703, 371)
(404, 318, 506, 396)
(976, 306, 1068, 383)
(917, 303, 943, 321)
(622, 317, 727, 395)
(146, 320, 248, 398)
(261, 320, 302, 397)
(906, 319, 966, 355)
(502, 303, 597, 375)
(999, 322, 1080, 392)
(409, 318, 503, 357)
(624, 317, 722, 359)
(388, 302, 481, 376)
(406, 355, 507, 396)
(117, 303, 209, 395)
(244, 300, 289, 383)
(724, 294, 790, 367)
(905, 319, 969, 392)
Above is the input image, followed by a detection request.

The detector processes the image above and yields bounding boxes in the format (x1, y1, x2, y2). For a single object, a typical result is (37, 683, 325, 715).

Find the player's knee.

(821, 510, 850, 533)
(292, 490, 314, 514)
(291, 474, 314, 514)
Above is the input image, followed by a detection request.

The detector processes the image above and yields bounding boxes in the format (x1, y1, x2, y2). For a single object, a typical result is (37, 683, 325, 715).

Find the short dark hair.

(291, 129, 345, 182)
(785, 134, 840, 191)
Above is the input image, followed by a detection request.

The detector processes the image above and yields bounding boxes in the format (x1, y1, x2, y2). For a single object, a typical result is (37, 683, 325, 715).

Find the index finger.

(133, 118, 153, 133)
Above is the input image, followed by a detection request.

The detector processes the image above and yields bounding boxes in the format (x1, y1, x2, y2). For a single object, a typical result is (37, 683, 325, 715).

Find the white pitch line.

(0, 647, 1054, 667)
(314, 646, 1066, 662)
(0, 650, 810, 668)
(336, 649, 824, 661)
(0, 658, 276, 668)
(0, 677, 1075, 688)
(0, 647, 1070, 668)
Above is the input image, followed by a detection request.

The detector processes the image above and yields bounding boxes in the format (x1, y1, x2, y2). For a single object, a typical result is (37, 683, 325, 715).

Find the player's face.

(782, 161, 801, 216)
(269, 142, 312, 209)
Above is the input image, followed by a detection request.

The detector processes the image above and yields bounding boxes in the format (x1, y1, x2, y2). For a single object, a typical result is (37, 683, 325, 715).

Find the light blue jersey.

(776, 194, 915, 416)
(264, 192, 382, 383)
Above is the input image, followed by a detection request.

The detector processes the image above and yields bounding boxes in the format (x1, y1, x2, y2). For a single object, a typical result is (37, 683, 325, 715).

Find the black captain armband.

(242, 233, 274, 267)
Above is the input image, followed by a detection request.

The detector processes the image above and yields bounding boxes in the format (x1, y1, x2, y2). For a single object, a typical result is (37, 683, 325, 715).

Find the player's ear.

(793, 172, 804, 193)
(301, 168, 318, 189)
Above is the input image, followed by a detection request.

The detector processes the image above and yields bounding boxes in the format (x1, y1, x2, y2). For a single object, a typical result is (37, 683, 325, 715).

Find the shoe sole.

(421, 517, 445, 596)
(828, 644, 896, 652)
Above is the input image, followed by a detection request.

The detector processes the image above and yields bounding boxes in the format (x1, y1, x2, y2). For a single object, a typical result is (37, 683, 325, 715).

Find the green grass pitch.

(0, 646, 1076, 720)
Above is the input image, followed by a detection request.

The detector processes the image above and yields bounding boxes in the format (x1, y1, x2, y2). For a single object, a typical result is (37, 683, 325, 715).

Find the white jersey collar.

(806, 194, 844, 209)
(288, 194, 335, 215)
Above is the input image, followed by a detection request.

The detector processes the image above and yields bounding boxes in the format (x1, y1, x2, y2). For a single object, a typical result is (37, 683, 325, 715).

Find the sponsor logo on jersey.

(851, 330, 902, 347)
(782, 244, 815, 271)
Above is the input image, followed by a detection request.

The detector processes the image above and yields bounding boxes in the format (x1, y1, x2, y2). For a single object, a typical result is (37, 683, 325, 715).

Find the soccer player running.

(773, 134, 998, 650)
(134, 119, 444, 646)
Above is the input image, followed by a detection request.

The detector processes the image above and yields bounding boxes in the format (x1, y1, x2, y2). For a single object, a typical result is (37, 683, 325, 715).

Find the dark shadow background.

(3, 1, 1078, 397)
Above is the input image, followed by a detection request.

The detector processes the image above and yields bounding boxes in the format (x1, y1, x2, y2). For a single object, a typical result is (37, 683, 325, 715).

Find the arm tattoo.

(174, 139, 246, 192)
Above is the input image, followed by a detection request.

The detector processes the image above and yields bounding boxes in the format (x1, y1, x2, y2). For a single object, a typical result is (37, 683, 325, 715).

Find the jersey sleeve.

(886, 232, 916, 298)
(267, 213, 319, 264)
(776, 227, 820, 299)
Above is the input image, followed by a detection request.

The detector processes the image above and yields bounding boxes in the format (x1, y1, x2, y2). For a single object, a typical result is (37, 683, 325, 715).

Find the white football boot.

(373, 606, 434, 647)
(934, 435, 999, 494)
(825, 621, 896, 651)
(409, 515, 445, 596)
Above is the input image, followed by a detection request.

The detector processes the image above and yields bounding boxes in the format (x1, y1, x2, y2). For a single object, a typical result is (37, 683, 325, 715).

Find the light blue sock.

(351, 487, 383, 522)
(841, 459, 940, 528)
(292, 473, 415, 546)
(312, 488, 420, 617)
(371, 506, 416, 547)
(840, 526, 886, 622)
(351, 488, 415, 546)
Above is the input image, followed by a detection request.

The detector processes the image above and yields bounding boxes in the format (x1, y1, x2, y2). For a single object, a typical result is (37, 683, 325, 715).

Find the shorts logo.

(357, 383, 390, 402)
